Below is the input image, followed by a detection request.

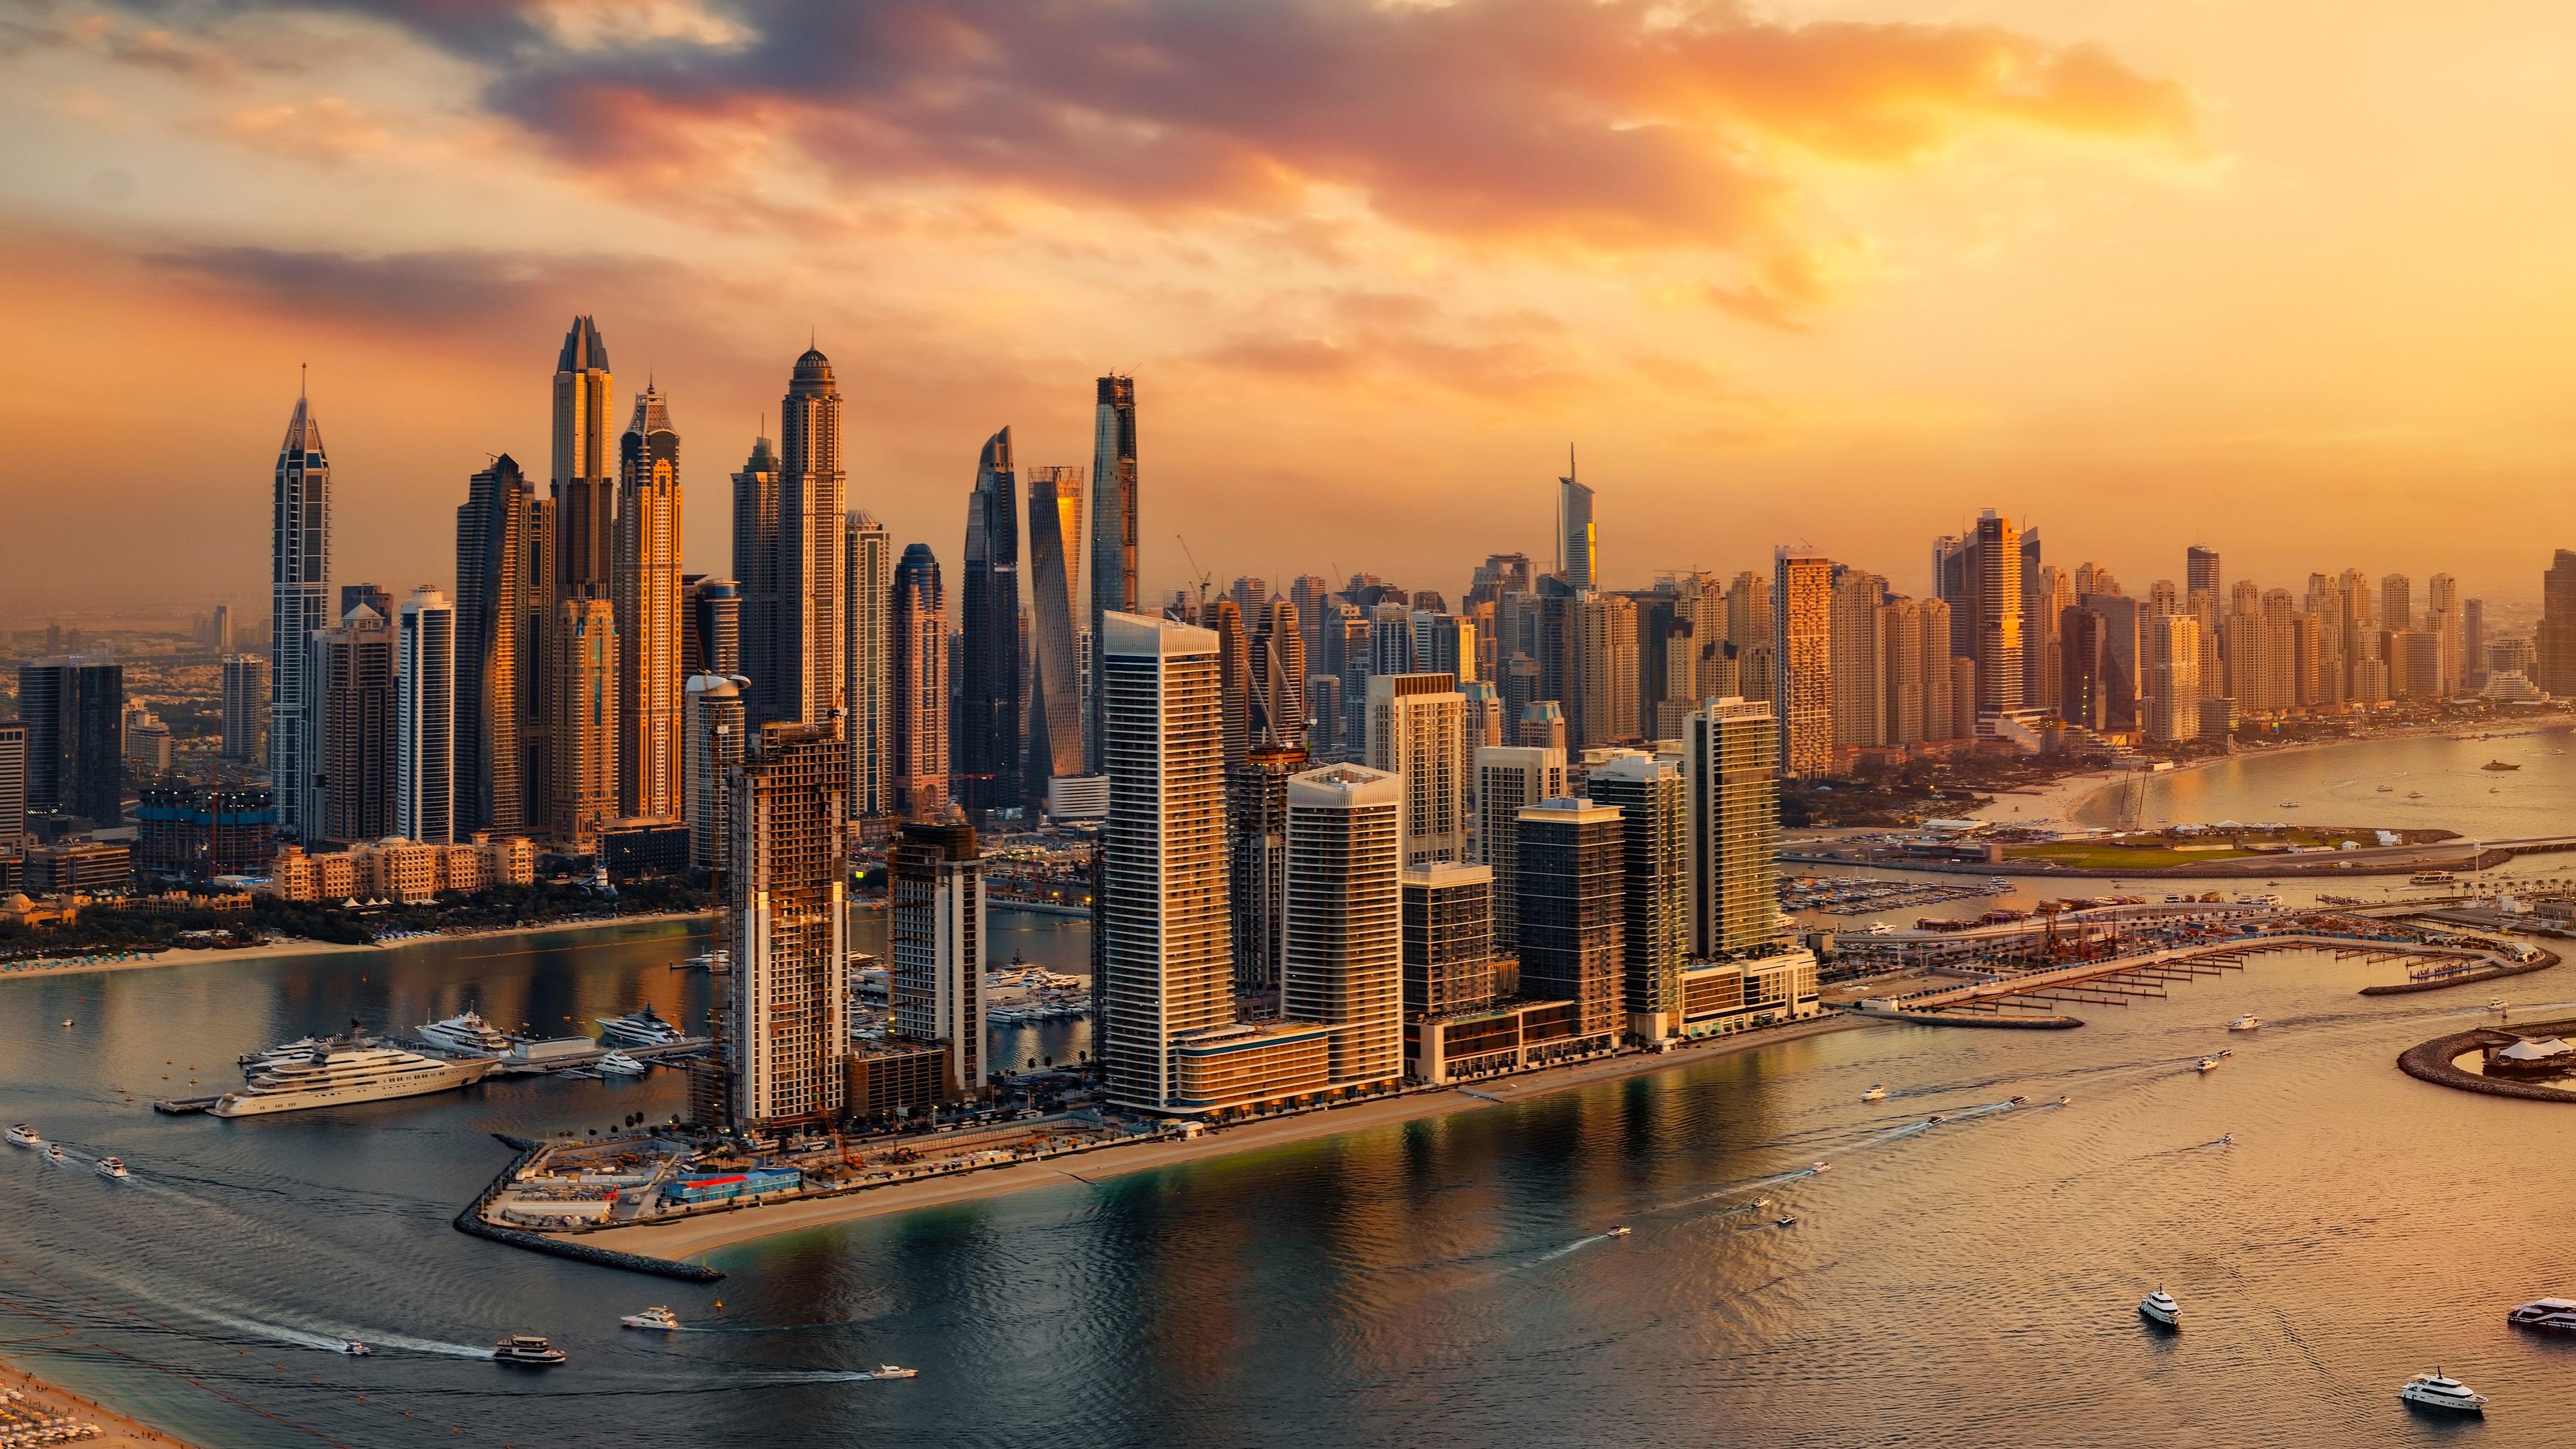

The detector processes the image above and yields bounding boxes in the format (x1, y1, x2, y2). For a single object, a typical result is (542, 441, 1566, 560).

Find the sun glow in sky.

(6, 0, 2575, 613)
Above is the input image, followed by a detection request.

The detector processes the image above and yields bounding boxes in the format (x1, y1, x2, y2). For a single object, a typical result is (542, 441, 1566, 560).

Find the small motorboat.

(597, 1052, 650, 1077)
(1924, 1115, 1947, 1125)
(5, 1124, 38, 1148)
(2216, 1134, 2234, 1147)
(2506, 1298, 2576, 1333)
(343, 1342, 373, 1357)
(2218, 1049, 2234, 1059)
(1773, 1216, 1798, 1228)
(60, 1020, 73, 1029)
(2007, 1095, 2028, 1106)
(95, 1156, 128, 1179)
(2377, 784, 2395, 793)
(2140, 1286, 2180, 1328)
(621, 1305, 681, 1331)
(2228, 1014, 2261, 1032)
(2056, 1095, 2071, 1106)
(1605, 1226, 1632, 1238)
(867, 1364, 920, 1380)
(2195, 1057, 2221, 1074)
(1862, 1084, 1887, 1102)
(1811, 1161, 1831, 1173)
(2398, 1370, 2487, 1413)
(45, 1143, 64, 1163)
(493, 1335, 567, 1366)
(2490, 999, 2509, 1013)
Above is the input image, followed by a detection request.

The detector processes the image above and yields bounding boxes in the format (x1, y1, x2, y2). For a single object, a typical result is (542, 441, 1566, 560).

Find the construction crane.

(1176, 533, 1214, 622)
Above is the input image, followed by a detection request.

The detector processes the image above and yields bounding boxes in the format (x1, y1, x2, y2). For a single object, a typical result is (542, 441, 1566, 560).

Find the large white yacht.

(2506, 1298, 2576, 1333)
(417, 1011, 515, 1055)
(2397, 1371, 2486, 1413)
(212, 1040, 495, 1117)
(2139, 1287, 2180, 1328)
(595, 1004, 687, 1048)
(5, 1124, 38, 1148)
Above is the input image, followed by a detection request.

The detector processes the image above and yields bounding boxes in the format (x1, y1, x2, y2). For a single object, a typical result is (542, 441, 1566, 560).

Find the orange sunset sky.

(5, 0, 2574, 616)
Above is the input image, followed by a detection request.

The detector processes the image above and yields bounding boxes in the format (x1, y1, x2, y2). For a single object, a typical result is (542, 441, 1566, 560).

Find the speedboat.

(2139, 1287, 2180, 1328)
(1925, 1115, 1946, 1125)
(1862, 1084, 1887, 1102)
(867, 1365, 919, 1380)
(2229, 1014, 2261, 1032)
(1774, 1216, 1798, 1227)
(1605, 1226, 1632, 1238)
(5, 1124, 37, 1148)
(95, 1156, 127, 1179)
(1811, 1161, 1831, 1173)
(45, 1143, 64, 1164)
(2195, 1057, 2221, 1074)
(2507, 1298, 2576, 1332)
(2490, 999, 2509, 1013)
(492, 1335, 567, 1366)
(2057, 1095, 2071, 1106)
(2377, 784, 2395, 793)
(2008, 1095, 2028, 1106)
(2216, 1134, 2234, 1147)
(621, 1305, 682, 1331)
(2398, 1371, 2486, 1413)
(343, 1341, 373, 1356)
(597, 1052, 650, 1077)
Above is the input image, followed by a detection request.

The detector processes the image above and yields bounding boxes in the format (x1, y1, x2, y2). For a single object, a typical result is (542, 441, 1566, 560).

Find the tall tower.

(957, 428, 1022, 814)
(1230, 741, 1306, 993)
(1087, 375, 1138, 773)
(726, 720, 850, 1127)
(1515, 796, 1623, 1039)
(309, 603, 395, 847)
(844, 511, 893, 823)
(1282, 763, 1406, 1090)
(2186, 545, 2222, 602)
(1474, 743, 1566, 954)
(550, 598, 619, 847)
(1684, 698, 1780, 959)
(551, 316, 615, 603)
(778, 348, 848, 726)
(1772, 548, 1833, 778)
(1557, 450, 1595, 589)
(1590, 751, 1685, 1039)
(1365, 672, 1469, 865)
(614, 383, 684, 820)
(455, 455, 532, 832)
(1023, 470, 1087, 805)
(221, 655, 269, 765)
(684, 673, 745, 871)
(891, 817, 986, 1098)
(1098, 611, 1231, 1112)
(396, 587, 456, 845)
(891, 543, 949, 819)
(733, 435, 782, 726)
(269, 388, 331, 842)
(1256, 598, 1309, 749)
(1974, 509, 2024, 722)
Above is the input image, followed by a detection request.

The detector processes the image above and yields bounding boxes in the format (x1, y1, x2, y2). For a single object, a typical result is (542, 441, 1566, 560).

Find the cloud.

(221, 96, 389, 162)
(141, 241, 683, 327)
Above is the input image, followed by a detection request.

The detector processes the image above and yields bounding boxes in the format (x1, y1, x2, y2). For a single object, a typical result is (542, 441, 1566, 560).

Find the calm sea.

(2075, 725, 2576, 837)
(4, 909, 2574, 1445)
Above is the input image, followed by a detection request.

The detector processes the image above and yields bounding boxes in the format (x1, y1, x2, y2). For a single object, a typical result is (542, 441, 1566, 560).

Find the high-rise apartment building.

(1215, 599, 1254, 778)
(1515, 797, 1623, 1039)
(685, 577, 740, 678)
(1282, 763, 1406, 1089)
(220, 654, 268, 764)
(309, 604, 396, 846)
(1087, 376, 1139, 774)
(269, 390, 331, 842)
(891, 817, 985, 1098)
(1557, 460, 1596, 589)
(549, 598, 619, 848)
(2381, 574, 2413, 633)
(2059, 604, 2107, 732)
(1830, 569, 1886, 749)
(684, 673, 745, 871)
(957, 428, 1022, 814)
(2541, 551, 2576, 697)
(550, 316, 615, 606)
(1772, 548, 1833, 778)
(1684, 698, 1781, 958)
(1230, 742, 1305, 993)
(2186, 545, 2221, 601)
(891, 543, 949, 820)
(1474, 745, 1568, 960)
(396, 587, 455, 845)
(726, 720, 850, 1127)
(15, 657, 123, 827)
(733, 434, 783, 726)
(1401, 862, 1494, 1020)
(1023, 470, 1087, 805)
(1974, 510, 2024, 722)
(0, 722, 22, 854)
(1256, 598, 1308, 749)
(2147, 615, 2202, 744)
(1577, 592, 1638, 746)
(844, 511, 892, 824)
(1365, 672, 1469, 865)
(613, 383, 684, 821)
(1098, 612, 1232, 1113)
(454, 455, 534, 833)
(777, 349, 849, 727)
(1589, 752, 1685, 1039)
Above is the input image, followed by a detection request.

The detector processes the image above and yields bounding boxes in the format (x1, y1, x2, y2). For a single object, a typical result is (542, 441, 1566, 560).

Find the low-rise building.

(270, 832, 536, 903)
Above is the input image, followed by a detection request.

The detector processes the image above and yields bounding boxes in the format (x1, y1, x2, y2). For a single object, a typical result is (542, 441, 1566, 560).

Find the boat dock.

(152, 1095, 224, 1115)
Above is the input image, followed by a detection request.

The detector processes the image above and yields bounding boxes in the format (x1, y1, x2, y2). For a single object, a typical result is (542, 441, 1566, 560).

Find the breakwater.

(454, 1135, 725, 1282)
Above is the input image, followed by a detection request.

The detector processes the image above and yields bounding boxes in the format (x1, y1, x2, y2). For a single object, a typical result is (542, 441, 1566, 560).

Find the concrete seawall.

(2359, 949, 2558, 996)
(2396, 1023, 2576, 1103)
(453, 1134, 727, 1282)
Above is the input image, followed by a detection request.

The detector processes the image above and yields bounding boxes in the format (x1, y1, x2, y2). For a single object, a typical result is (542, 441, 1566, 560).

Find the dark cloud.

(143, 243, 683, 326)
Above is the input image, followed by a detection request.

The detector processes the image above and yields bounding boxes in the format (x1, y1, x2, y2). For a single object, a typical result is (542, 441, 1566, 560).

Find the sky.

(5, 0, 2575, 620)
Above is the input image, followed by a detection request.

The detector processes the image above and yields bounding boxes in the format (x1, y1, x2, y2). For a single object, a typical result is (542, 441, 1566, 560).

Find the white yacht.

(45, 1143, 64, 1164)
(417, 1011, 515, 1055)
(865, 1365, 919, 1380)
(2195, 1056, 2222, 1074)
(95, 1156, 127, 1179)
(5, 1124, 38, 1148)
(343, 1341, 373, 1357)
(2506, 1298, 2576, 1333)
(492, 1335, 567, 1367)
(595, 1004, 687, 1048)
(2397, 1371, 2486, 1413)
(1862, 1084, 1887, 1102)
(2229, 1014, 2261, 1032)
(597, 1052, 649, 1077)
(2139, 1288, 2180, 1328)
(621, 1305, 680, 1331)
(238, 1036, 323, 1068)
(213, 1040, 496, 1117)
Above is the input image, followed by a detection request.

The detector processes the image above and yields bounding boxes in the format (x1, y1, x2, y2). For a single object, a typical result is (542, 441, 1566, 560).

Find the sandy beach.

(0, 911, 709, 981)
(1, 1364, 195, 1447)
(578, 1012, 1879, 1263)
(1965, 722, 2517, 832)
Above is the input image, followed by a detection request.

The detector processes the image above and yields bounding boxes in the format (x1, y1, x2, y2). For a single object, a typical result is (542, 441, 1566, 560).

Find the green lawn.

(2004, 843, 2255, 870)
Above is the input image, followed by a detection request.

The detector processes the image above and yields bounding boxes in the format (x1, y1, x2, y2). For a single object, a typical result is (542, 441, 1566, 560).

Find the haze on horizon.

(5, 0, 2574, 616)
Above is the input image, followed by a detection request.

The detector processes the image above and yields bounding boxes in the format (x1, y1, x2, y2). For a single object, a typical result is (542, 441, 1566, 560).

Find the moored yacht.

(597, 1052, 649, 1077)
(213, 1040, 496, 1117)
(595, 1004, 687, 1048)
(621, 1305, 680, 1331)
(239, 1036, 323, 1068)
(2397, 1371, 2486, 1413)
(2506, 1298, 2576, 1332)
(2139, 1287, 2180, 1328)
(5, 1124, 38, 1148)
(417, 1011, 515, 1055)
(493, 1335, 566, 1366)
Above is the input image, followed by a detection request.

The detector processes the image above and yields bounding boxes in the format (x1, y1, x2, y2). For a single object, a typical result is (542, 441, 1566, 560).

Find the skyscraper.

(891, 816, 986, 1098)
(1098, 612, 1231, 1113)
(1231, 741, 1306, 993)
(1087, 376, 1139, 774)
(1974, 509, 2024, 722)
(844, 512, 893, 823)
(269, 389, 331, 843)
(1401, 861, 1494, 1020)
(2148, 615, 2203, 743)
(1023, 468, 1087, 805)
(309, 603, 396, 847)
(0, 722, 22, 854)
(220, 654, 268, 764)
(551, 316, 615, 604)
(455, 455, 533, 833)
(1365, 672, 1469, 865)
(396, 587, 455, 845)
(1576, 592, 1638, 746)
(17, 657, 123, 828)
(613, 383, 684, 821)
(685, 577, 741, 678)
(1255, 597, 1308, 749)
(1215, 598, 1253, 778)
(2186, 544, 2222, 601)
(891, 543, 949, 819)
(778, 349, 848, 727)
(550, 598, 619, 848)
(957, 428, 1023, 814)
(1282, 763, 1405, 1089)
(1515, 796, 1623, 1039)
(684, 673, 745, 871)
(1829, 569, 1886, 749)
(1558, 455, 1596, 589)
(1772, 548, 1833, 778)
(1684, 698, 1781, 959)
(1475, 744, 1566, 954)
(726, 720, 850, 1127)
(2541, 551, 2576, 697)
(1589, 751, 1685, 1039)
(733, 435, 783, 726)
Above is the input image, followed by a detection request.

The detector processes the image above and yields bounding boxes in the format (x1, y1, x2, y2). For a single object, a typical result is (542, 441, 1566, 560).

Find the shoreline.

(2, 1364, 195, 1447)
(574, 1013, 1878, 1264)
(0, 911, 711, 981)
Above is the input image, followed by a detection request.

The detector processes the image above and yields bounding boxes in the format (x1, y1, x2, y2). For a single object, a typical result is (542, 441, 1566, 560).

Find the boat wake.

(1522, 1232, 1620, 1268)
